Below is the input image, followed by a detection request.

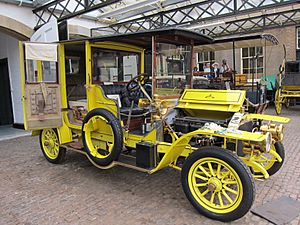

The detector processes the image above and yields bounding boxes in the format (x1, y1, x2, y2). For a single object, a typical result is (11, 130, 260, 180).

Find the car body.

(20, 28, 289, 222)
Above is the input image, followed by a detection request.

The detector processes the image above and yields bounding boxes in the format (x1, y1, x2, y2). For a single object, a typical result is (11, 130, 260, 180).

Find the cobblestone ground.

(1, 107, 300, 225)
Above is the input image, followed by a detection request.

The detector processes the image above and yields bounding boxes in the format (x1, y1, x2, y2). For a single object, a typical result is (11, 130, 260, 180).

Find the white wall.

(0, 32, 23, 124)
(0, 2, 107, 31)
(0, 2, 109, 126)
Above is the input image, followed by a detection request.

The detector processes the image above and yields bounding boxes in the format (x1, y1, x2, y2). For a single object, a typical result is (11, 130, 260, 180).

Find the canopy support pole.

(232, 40, 236, 89)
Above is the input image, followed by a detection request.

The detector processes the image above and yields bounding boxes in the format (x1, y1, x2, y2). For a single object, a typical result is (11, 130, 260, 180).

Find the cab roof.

(60, 28, 213, 48)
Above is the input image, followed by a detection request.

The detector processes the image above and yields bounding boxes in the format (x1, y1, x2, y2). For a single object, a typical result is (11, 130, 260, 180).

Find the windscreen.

(154, 43, 192, 98)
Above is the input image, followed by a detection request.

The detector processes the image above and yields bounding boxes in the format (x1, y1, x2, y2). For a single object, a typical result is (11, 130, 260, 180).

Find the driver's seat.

(100, 83, 149, 115)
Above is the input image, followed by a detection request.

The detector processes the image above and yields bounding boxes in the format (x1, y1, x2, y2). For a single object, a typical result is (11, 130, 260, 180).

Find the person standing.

(212, 62, 220, 78)
(220, 59, 231, 74)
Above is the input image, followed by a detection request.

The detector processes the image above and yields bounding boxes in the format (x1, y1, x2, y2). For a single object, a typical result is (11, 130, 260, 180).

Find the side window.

(92, 48, 140, 83)
(26, 59, 38, 83)
(42, 61, 57, 83)
(24, 43, 58, 83)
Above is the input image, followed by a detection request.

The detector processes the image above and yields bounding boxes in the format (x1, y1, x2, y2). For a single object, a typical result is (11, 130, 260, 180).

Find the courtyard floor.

(0, 107, 300, 225)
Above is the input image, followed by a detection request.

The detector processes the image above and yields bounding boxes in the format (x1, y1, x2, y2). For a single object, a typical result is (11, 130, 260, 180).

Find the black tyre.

(255, 141, 285, 176)
(39, 128, 66, 164)
(82, 108, 123, 166)
(181, 146, 255, 222)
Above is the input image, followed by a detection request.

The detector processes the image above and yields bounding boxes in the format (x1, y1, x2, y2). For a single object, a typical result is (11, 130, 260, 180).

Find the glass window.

(242, 48, 248, 57)
(92, 48, 140, 83)
(66, 57, 80, 74)
(25, 59, 57, 83)
(42, 61, 57, 82)
(155, 43, 192, 97)
(241, 46, 264, 79)
(197, 51, 215, 72)
(26, 59, 38, 83)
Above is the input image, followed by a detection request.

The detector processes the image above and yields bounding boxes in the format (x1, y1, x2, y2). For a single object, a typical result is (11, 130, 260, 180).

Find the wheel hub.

(208, 177, 222, 192)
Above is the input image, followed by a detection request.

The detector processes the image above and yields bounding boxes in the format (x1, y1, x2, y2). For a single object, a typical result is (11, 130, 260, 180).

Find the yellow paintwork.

(188, 157, 243, 213)
(243, 114, 290, 123)
(151, 128, 265, 174)
(252, 147, 282, 172)
(19, 38, 281, 179)
(57, 43, 74, 144)
(41, 129, 60, 159)
(83, 115, 114, 158)
(275, 60, 300, 114)
(90, 41, 145, 57)
(37, 60, 43, 82)
(57, 120, 73, 144)
(19, 41, 28, 130)
(177, 89, 246, 112)
(59, 44, 68, 110)
(241, 157, 269, 179)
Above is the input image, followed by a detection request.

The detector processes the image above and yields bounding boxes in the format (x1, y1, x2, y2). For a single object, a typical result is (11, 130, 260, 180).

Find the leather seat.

(120, 107, 148, 115)
(100, 84, 152, 116)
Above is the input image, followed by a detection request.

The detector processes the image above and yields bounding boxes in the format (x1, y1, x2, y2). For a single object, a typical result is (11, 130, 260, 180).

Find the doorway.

(0, 58, 13, 125)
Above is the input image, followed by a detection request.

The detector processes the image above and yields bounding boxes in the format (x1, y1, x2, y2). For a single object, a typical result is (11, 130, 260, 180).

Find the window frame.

(241, 46, 264, 79)
(91, 47, 141, 84)
(23, 44, 59, 84)
(297, 27, 300, 50)
(197, 51, 215, 72)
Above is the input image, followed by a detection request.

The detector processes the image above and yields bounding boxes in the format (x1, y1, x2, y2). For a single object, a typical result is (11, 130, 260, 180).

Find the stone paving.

(0, 107, 300, 225)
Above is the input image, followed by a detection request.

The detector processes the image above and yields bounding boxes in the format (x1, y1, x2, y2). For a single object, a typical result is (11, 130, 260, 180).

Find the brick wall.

(265, 26, 297, 76)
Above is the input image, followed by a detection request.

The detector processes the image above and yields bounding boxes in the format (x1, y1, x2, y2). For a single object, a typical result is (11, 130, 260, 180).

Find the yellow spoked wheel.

(275, 89, 282, 115)
(182, 147, 255, 222)
(82, 108, 123, 167)
(253, 142, 285, 176)
(39, 128, 66, 164)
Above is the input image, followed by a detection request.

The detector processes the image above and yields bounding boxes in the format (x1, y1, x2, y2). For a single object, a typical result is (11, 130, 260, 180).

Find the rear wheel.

(181, 147, 255, 222)
(275, 89, 282, 115)
(82, 108, 123, 167)
(39, 128, 66, 164)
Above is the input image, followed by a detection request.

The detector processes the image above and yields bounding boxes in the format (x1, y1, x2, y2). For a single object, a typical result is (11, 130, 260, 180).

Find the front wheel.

(181, 147, 255, 222)
(39, 128, 66, 164)
(253, 141, 285, 176)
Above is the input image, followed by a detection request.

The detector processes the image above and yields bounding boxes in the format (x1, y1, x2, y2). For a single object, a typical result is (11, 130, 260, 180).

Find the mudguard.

(150, 128, 266, 174)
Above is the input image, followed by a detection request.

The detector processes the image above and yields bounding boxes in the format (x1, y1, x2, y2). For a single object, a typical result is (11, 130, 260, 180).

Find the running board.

(61, 144, 151, 173)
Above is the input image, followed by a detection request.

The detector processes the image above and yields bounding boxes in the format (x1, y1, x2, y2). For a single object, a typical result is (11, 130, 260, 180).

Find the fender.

(240, 148, 282, 179)
(243, 113, 290, 123)
(150, 128, 266, 174)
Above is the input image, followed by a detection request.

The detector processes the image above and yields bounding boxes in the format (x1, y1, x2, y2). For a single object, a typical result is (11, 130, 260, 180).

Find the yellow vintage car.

(19, 28, 289, 222)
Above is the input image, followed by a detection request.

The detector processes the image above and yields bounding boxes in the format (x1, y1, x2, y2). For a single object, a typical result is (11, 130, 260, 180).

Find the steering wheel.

(126, 73, 150, 93)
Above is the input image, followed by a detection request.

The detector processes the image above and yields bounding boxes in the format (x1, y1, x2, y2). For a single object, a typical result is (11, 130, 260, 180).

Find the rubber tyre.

(82, 108, 123, 167)
(263, 141, 285, 176)
(181, 147, 255, 222)
(39, 129, 66, 164)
